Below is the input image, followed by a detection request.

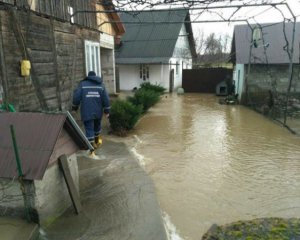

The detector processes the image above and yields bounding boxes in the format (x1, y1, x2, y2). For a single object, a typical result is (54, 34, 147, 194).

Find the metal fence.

(246, 64, 300, 135)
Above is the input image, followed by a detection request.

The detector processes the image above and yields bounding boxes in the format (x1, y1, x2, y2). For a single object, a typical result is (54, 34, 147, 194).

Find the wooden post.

(58, 154, 82, 214)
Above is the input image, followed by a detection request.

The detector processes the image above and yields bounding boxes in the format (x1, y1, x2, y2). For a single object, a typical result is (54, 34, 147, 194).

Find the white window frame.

(85, 40, 101, 77)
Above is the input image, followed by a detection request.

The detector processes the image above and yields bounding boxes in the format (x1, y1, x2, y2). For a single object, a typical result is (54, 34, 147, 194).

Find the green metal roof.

(116, 9, 190, 64)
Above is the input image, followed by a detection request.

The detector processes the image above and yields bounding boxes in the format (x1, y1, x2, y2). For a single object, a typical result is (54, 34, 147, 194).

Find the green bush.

(127, 88, 160, 113)
(140, 82, 166, 95)
(109, 99, 142, 136)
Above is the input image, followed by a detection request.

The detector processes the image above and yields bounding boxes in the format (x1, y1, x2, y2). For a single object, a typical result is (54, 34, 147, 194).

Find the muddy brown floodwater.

(127, 93, 300, 240)
(42, 93, 300, 240)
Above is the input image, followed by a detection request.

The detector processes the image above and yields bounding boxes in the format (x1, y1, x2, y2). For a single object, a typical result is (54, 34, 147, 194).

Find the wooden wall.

(96, 4, 116, 36)
(0, 0, 97, 29)
(0, 7, 99, 111)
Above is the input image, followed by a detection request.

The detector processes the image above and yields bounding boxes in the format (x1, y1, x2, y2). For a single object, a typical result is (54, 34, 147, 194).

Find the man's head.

(88, 71, 96, 77)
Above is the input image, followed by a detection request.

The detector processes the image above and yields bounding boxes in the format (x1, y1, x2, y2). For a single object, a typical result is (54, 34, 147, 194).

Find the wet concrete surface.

(0, 216, 39, 240)
(42, 140, 167, 240)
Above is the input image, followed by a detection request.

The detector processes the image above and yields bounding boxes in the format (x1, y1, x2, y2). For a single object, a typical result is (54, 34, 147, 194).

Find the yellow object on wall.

(21, 60, 31, 77)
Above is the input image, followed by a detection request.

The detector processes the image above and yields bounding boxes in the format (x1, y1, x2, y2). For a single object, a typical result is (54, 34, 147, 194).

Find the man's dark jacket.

(72, 75, 110, 121)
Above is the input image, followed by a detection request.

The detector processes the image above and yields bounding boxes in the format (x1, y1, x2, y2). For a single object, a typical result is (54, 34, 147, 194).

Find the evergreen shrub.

(109, 99, 142, 136)
(140, 82, 166, 95)
(127, 88, 160, 113)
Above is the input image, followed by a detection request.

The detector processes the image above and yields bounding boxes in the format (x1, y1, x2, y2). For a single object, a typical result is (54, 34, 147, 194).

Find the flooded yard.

(128, 93, 300, 239)
(42, 93, 300, 240)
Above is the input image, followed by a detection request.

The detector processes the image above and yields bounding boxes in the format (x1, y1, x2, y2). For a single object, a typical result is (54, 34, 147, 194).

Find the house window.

(139, 64, 149, 81)
(67, 6, 74, 24)
(176, 61, 179, 75)
(85, 41, 101, 76)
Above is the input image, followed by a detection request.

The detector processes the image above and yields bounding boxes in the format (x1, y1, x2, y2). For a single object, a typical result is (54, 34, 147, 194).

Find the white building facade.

(118, 24, 193, 92)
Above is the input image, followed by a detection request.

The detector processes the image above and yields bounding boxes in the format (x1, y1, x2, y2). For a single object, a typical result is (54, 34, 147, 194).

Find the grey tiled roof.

(116, 9, 192, 64)
(231, 22, 300, 64)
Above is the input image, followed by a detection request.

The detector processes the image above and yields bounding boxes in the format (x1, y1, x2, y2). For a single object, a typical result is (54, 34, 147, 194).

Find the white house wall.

(118, 24, 193, 92)
(119, 64, 170, 91)
(119, 65, 141, 91)
(169, 58, 182, 89)
(169, 23, 193, 90)
(172, 24, 192, 60)
(233, 64, 245, 101)
(151, 64, 170, 90)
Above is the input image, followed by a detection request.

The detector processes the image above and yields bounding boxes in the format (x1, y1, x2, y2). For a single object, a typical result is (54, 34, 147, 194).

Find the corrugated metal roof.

(0, 112, 91, 180)
(116, 9, 189, 63)
(232, 22, 300, 64)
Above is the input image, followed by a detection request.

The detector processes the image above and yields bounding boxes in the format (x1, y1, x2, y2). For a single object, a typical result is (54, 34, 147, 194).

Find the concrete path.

(43, 139, 167, 240)
(0, 217, 39, 240)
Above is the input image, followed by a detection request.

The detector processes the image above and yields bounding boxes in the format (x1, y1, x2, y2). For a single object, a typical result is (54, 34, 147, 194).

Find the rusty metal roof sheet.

(0, 112, 91, 180)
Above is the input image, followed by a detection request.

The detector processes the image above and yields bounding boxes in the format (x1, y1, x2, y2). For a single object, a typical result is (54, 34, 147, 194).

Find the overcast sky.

(190, 0, 300, 39)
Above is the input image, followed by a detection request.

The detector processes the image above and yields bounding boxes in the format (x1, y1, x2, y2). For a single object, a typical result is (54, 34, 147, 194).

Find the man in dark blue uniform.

(72, 71, 110, 148)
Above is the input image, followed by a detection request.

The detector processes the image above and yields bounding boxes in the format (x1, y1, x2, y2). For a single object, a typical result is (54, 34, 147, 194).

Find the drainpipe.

(10, 125, 31, 222)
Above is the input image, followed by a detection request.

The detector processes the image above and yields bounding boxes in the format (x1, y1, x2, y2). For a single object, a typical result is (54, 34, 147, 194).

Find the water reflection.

(130, 93, 300, 240)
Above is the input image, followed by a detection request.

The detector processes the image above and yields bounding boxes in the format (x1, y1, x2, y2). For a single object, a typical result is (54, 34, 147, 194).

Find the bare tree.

(195, 33, 231, 67)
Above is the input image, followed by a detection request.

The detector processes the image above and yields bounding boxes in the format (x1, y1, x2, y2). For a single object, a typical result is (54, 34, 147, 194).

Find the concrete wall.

(0, 179, 33, 215)
(0, 154, 79, 226)
(235, 63, 300, 120)
(35, 153, 79, 226)
(101, 48, 116, 94)
(247, 64, 300, 92)
(234, 64, 300, 100)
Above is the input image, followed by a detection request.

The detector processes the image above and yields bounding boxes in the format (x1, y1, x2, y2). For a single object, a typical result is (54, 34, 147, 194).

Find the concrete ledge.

(0, 217, 39, 240)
